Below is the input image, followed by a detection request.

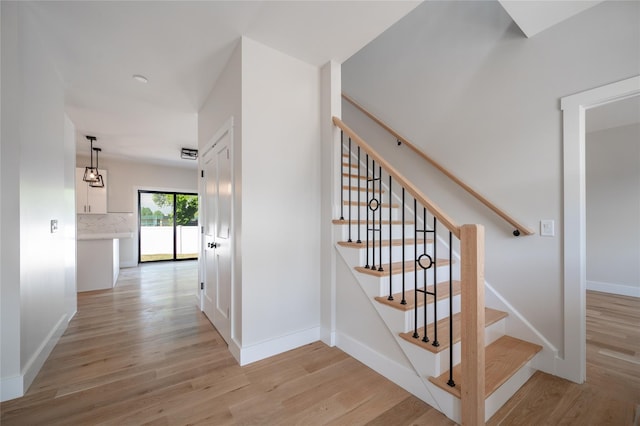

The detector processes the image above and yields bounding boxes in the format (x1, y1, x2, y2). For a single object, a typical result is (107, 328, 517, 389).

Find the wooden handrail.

(333, 116, 461, 239)
(342, 93, 535, 236)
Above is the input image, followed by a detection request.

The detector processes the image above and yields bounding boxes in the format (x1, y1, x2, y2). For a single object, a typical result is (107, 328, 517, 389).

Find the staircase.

(332, 118, 542, 424)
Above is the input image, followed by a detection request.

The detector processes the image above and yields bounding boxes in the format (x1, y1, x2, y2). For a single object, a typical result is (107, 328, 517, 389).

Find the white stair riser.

(337, 223, 415, 241)
(376, 268, 452, 297)
(397, 295, 462, 332)
(348, 243, 436, 266)
(375, 296, 461, 337)
(340, 205, 399, 221)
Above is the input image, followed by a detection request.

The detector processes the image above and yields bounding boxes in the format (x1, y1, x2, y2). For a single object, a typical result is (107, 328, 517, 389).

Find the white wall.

(1, 0, 23, 401)
(76, 154, 197, 266)
(586, 123, 640, 297)
(1, 2, 77, 401)
(241, 37, 321, 350)
(198, 37, 322, 364)
(341, 0, 639, 369)
(198, 40, 242, 345)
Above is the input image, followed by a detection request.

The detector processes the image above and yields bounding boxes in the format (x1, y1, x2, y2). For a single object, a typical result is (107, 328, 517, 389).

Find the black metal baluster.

(422, 207, 428, 343)
(378, 166, 383, 272)
(413, 198, 419, 339)
(340, 131, 344, 220)
(432, 216, 439, 347)
(401, 188, 406, 305)
(347, 137, 352, 242)
(371, 160, 376, 270)
(357, 146, 361, 244)
(447, 230, 455, 387)
(365, 155, 370, 269)
(388, 175, 393, 300)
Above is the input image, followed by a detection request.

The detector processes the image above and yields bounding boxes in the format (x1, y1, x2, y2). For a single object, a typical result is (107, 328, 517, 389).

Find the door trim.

(199, 116, 236, 353)
(560, 75, 640, 383)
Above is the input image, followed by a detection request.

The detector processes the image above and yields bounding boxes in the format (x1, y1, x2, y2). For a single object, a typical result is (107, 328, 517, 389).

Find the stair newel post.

(401, 188, 406, 305)
(460, 224, 486, 426)
(388, 175, 393, 301)
(340, 131, 344, 221)
(365, 154, 370, 269)
(413, 198, 419, 339)
(347, 137, 352, 243)
(357, 146, 361, 244)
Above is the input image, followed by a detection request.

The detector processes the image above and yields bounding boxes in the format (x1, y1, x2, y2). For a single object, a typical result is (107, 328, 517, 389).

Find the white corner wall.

(586, 123, 640, 297)
(240, 37, 321, 360)
(1, 0, 23, 402)
(1, 2, 77, 401)
(342, 0, 639, 377)
(320, 61, 341, 346)
(198, 40, 243, 348)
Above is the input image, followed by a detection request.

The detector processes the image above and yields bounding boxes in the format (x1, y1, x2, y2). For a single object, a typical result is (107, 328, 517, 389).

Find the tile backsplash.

(77, 212, 135, 234)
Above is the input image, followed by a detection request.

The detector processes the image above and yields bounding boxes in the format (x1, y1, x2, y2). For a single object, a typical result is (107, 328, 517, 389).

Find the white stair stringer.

(335, 242, 463, 422)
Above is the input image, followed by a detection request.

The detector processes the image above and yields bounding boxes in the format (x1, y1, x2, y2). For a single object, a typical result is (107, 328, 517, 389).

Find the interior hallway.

(1, 261, 637, 425)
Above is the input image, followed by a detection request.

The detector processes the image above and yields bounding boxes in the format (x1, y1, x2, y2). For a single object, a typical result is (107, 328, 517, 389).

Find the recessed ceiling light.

(132, 74, 148, 83)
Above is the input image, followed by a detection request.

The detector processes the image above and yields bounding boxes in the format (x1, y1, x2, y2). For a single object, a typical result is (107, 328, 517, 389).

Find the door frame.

(199, 117, 235, 344)
(560, 75, 640, 383)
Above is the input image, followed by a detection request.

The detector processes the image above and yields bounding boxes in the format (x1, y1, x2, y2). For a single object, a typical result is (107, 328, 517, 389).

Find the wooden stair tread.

(374, 280, 461, 311)
(343, 201, 399, 208)
(337, 238, 430, 249)
(342, 186, 384, 193)
(342, 162, 359, 168)
(399, 308, 507, 353)
(342, 172, 373, 180)
(428, 335, 542, 399)
(354, 258, 450, 277)
(332, 219, 410, 226)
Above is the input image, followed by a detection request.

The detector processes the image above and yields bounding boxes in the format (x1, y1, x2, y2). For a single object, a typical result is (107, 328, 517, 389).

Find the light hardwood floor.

(1, 263, 638, 425)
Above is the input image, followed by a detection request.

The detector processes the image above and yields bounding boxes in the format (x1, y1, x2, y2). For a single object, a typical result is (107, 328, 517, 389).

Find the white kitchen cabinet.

(76, 167, 107, 214)
(77, 237, 120, 291)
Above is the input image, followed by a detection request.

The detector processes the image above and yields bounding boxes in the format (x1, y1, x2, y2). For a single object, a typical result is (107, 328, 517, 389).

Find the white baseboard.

(238, 327, 321, 366)
(321, 328, 336, 347)
(336, 331, 438, 410)
(23, 314, 69, 392)
(120, 261, 138, 268)
(587, 280, 640, 298)
(2, 313, 69, 401)
(0, 374, 24, 402)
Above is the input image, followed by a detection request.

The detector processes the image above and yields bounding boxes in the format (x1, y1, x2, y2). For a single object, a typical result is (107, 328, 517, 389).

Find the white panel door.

(202, 128, 232, 344)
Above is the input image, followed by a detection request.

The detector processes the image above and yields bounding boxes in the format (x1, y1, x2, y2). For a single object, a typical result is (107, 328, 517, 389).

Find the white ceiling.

(498, 0, 604, 37)
(27, 1, 421, 168)
(27, 1, 610, 169)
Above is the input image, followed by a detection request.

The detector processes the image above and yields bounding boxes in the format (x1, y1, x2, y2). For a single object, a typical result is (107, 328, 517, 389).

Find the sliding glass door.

(138, 191, 198, 262)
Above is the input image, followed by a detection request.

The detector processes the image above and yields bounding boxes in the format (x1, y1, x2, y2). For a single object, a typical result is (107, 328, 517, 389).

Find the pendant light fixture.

(83, 136, 100, 183)
(89, 147, 104, 188)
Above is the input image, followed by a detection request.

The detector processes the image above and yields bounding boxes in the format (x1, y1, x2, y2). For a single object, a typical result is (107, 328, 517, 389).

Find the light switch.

(50, 219, 58, 233)
(540, 220, 554, 237)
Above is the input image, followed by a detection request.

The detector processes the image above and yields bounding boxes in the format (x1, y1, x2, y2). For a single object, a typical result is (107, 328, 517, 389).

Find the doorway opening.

(560, 75, 640, 383)
(138, 190, 199, 262)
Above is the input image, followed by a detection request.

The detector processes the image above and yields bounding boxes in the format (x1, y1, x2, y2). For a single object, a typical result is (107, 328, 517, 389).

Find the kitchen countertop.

(78, 232, 133, 240)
